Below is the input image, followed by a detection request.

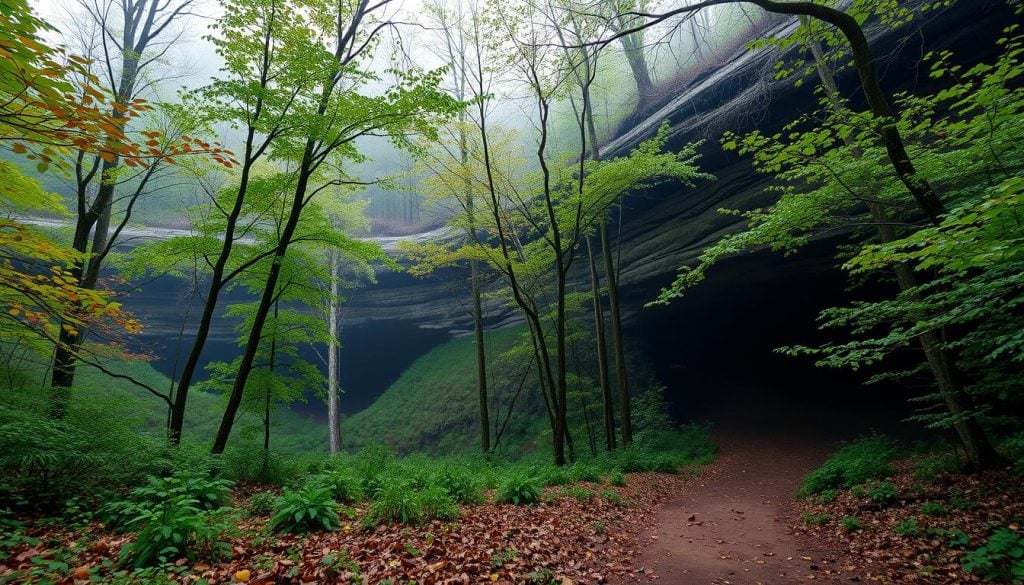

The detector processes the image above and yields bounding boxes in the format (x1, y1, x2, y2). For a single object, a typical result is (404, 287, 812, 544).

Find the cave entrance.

(625, 238, 923, 441)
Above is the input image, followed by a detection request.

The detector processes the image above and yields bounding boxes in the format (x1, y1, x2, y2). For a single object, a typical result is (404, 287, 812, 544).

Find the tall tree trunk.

(616, 23, 654, 100)
(601, 222, 632, 445)
(168, 1, 280, 444)
(264, 301, 279, 452)
(803, 17, 1000, 470)
(471, 257, 490, 453)
(464, 121, 490, 454)
(169, 124, 261, 444)
(588, 238, 616, 451)
(327, 248, 342, 454)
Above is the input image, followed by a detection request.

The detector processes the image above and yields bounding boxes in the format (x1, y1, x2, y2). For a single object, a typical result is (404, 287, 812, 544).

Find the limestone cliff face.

(339, 0, 1008, 332)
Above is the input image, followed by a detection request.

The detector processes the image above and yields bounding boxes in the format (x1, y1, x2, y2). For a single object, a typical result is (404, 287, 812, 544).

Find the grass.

(341, 324, 542, 456)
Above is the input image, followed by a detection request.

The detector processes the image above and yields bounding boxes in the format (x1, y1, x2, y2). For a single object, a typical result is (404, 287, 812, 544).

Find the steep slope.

(340, 325, 548, 455)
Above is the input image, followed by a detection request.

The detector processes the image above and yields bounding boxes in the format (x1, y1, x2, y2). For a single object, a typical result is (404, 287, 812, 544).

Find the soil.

(612, 425, 862, 584)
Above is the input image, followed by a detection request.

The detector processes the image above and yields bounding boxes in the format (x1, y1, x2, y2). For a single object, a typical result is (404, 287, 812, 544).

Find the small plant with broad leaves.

(417, 485, 460, 521)
(802, 510, 830, 526)
(306, 470, 364, 503)
(913, 454, 964, 482)
(920, 502, 949, 517)
(268, 485, 341, 533)
(437, 466, 483, 504)
(490, 548, 518, 569)
(98, 471, 233, 533)
(569, 464, 601, 483)
(600, 489, 625, 507)
(962, 527, 1024, 583)
(120, 502, 237, 568)
(867, 481, 899, 506)
(526, 567, 558, 585)
(321, 550, 361, 581)
(497, 474, 542, 505)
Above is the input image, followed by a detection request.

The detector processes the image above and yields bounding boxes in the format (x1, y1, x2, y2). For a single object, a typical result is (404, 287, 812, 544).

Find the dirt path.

(613, 427, 859, 584)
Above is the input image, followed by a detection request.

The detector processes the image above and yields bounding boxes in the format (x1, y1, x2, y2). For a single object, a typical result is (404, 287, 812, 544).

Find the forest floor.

(611, 427, 860, 585)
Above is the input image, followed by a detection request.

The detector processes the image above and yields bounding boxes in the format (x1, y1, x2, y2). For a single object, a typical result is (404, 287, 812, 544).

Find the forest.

(1, 0, 1023, 582)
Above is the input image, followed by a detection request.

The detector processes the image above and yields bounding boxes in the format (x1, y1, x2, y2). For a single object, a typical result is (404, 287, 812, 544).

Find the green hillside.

(341, 324, 548, 456)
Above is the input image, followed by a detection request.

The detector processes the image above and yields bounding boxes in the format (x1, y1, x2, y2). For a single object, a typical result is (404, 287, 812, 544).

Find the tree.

(604, 0, 948, 231)
(319, 186, 375, 454)
(198, 244, 332, 453)
(1, 0, 172, 405)
(658, 6, 1013, 469)
(161, 0, 326, 444)
(208, 0, 458, 455)
(423, 0, 493, 453)
(49, 0, 214, 397)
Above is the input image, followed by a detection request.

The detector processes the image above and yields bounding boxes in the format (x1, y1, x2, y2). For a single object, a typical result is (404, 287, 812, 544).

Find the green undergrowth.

(1, 424, 715, 571)
(799, 434, 899, 497)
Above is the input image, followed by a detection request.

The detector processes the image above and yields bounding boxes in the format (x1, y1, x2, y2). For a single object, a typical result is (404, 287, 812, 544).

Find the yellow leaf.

(234, 569, 251, 582)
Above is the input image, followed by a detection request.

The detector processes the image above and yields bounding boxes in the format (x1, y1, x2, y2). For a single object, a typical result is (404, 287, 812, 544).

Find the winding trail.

(614, 426, 860, 584)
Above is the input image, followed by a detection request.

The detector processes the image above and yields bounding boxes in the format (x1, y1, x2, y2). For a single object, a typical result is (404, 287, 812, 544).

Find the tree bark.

(327, 248, 342, 454)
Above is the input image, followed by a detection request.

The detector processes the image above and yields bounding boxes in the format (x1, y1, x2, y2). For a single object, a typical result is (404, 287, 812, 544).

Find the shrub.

(948, 529, 971, 549)
(913, 454, 963, 482)
(607, 471, 627, 487)
(542, 467, 571, 487)
(417, 485, 460, 521)
(569, 464, 601, 483)
(223, 448, 306, 486)
(561, 486, 594, 501)
(867, 481, 899, 506)
(368, 483, 422, 525)
(497, 474, 542, 505)
(490, 548, 518, 570)
(1001, 433, 1024, 476)
(799, 435, 897, 496)
(437, 466, 483, 504)
(321, 550, 360, 581)
(268, 485, 341, 533)
(817, 489, 839, 504)
(131, 472, 233, 512)
(306, 471, 363, 503)
(353, 445, 395, 496)
(526, 567, 557, 585)
(0, 410, 99, 509)
(962, 527, 1024, 583)
(600, 489, 625, 507)
(841, 516, 863, 532)
(920, 502, 949, 517)
(801, 510, 831, 526)
(98, 471, 233, 532)
(247, 492, 276, 516)
(895, 517, 919, 537)
(121, 503, 236, 568)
